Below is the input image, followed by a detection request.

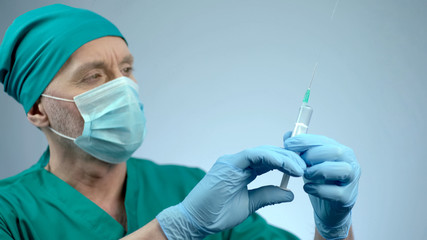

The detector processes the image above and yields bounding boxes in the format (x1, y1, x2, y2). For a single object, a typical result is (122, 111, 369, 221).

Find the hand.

(156, 145, 306, 239)
(284, 133, 360, 240)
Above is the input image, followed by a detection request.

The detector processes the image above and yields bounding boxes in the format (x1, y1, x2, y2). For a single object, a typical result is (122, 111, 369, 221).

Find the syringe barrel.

(280, 103, 313, 190)
(291, 103, 313, 137)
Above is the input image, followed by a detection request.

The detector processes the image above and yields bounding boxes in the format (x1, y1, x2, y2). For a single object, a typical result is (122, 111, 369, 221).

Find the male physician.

(0, 4, 360, 240)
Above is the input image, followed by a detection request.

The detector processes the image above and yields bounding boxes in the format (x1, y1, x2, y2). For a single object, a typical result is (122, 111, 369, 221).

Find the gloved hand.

(156, 145, 306, 239)
(284, 133, 360, 240)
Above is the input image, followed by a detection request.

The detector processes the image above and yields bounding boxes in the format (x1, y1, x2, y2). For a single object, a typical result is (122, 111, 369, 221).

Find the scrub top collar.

(35, 148, 133, 238)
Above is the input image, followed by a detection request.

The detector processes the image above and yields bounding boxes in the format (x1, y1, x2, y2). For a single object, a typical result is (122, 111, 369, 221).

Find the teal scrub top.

(0, 150, 300, 240)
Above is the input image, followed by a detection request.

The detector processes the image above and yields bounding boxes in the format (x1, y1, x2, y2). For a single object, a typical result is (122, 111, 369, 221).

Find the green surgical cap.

(0, 4, 126, 114)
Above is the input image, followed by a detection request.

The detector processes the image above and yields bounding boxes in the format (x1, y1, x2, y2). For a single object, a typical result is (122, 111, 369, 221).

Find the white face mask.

(42, 76, 146, 164)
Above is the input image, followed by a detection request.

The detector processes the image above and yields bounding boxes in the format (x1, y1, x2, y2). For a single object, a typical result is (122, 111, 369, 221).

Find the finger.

(284, 134, 338, 153)
(221, 146, 306, 177)
(248, 146, 306, 176)
(304, 182, 358, 205)
(282, 131, 293, 143)
(304, 161, 355, 184)
(248, 185, 294, 212)
(300, 145, 355, 166)
(284, 134, 356, 166)
(263, 145, 307, 171)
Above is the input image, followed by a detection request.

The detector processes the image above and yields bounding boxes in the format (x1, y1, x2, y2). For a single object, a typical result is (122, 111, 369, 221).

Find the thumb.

(248, 185, 294, 212)
(282, 131, 293, 146)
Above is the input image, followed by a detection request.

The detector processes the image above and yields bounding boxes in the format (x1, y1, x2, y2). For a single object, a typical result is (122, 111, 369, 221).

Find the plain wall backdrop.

(1, 1, 426, 239)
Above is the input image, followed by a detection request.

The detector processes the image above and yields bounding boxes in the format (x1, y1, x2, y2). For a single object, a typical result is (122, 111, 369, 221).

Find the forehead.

(66, 36, 130, 66)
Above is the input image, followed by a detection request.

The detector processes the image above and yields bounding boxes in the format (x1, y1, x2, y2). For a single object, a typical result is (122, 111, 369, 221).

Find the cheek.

(64, 104, 85, 135)
(43, 99, 85, 136)
(68, 104, 83, 121)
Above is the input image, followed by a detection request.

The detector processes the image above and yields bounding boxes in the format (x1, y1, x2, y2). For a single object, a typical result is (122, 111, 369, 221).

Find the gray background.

(1, 0, 426, 239)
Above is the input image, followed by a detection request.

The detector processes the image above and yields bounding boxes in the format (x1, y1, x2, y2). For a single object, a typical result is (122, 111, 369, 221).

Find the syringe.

(279, 63, 316, 190)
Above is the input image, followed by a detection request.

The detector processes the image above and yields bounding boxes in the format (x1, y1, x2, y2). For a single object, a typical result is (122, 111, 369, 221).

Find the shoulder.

(0, 168, 41, 200)
(0, 169, 44, 228)
(0, 168, 42, 202)
(0, 157, 45, 191)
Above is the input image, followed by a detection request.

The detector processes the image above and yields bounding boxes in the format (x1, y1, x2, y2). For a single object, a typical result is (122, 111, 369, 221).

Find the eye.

(121, 67, 134, 76)
(80, 72, 105, 85)
(84, 73, 102, 81)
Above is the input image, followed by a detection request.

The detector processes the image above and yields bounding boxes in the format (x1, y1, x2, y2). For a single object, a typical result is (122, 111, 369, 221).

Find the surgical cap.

(0, 4, 125, 114)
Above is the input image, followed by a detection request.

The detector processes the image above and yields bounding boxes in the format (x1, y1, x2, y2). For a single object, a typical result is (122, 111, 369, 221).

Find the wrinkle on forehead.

(44, 37, 132, 94)
(67, 37, 131, 69)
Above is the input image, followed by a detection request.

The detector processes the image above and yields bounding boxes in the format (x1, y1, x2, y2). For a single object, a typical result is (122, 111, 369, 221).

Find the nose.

(109, 67, 124, 81)
(109, 67, 137, 84)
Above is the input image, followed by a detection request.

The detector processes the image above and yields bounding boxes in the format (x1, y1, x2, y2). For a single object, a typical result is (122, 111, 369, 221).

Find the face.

(41, 36, 135, 142)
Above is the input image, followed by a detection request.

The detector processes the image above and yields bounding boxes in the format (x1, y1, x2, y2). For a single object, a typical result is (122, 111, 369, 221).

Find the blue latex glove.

(284, 133, 360, 240)
(156, 145, 306, 239)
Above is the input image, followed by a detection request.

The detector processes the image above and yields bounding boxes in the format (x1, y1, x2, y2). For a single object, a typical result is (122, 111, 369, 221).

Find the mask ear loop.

(41, 94, 75, 102)
(41, 94, 77, 141)
(48, 127, 76, 141)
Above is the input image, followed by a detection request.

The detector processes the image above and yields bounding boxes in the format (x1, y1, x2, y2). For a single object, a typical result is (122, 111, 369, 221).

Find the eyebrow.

(120, 54, 134, 65)
(72, 54, 134, 80)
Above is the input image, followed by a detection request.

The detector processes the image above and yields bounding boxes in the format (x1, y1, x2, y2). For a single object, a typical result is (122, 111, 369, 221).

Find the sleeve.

(224, 213, 300, 240)
(201, 213, 300, 240)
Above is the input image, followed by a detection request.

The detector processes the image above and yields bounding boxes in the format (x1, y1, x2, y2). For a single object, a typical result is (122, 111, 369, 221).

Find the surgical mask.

(41, 76, 146, 164)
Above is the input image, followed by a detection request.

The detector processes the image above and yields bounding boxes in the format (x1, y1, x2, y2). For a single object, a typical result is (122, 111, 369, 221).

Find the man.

(0, 4, 360, 240)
